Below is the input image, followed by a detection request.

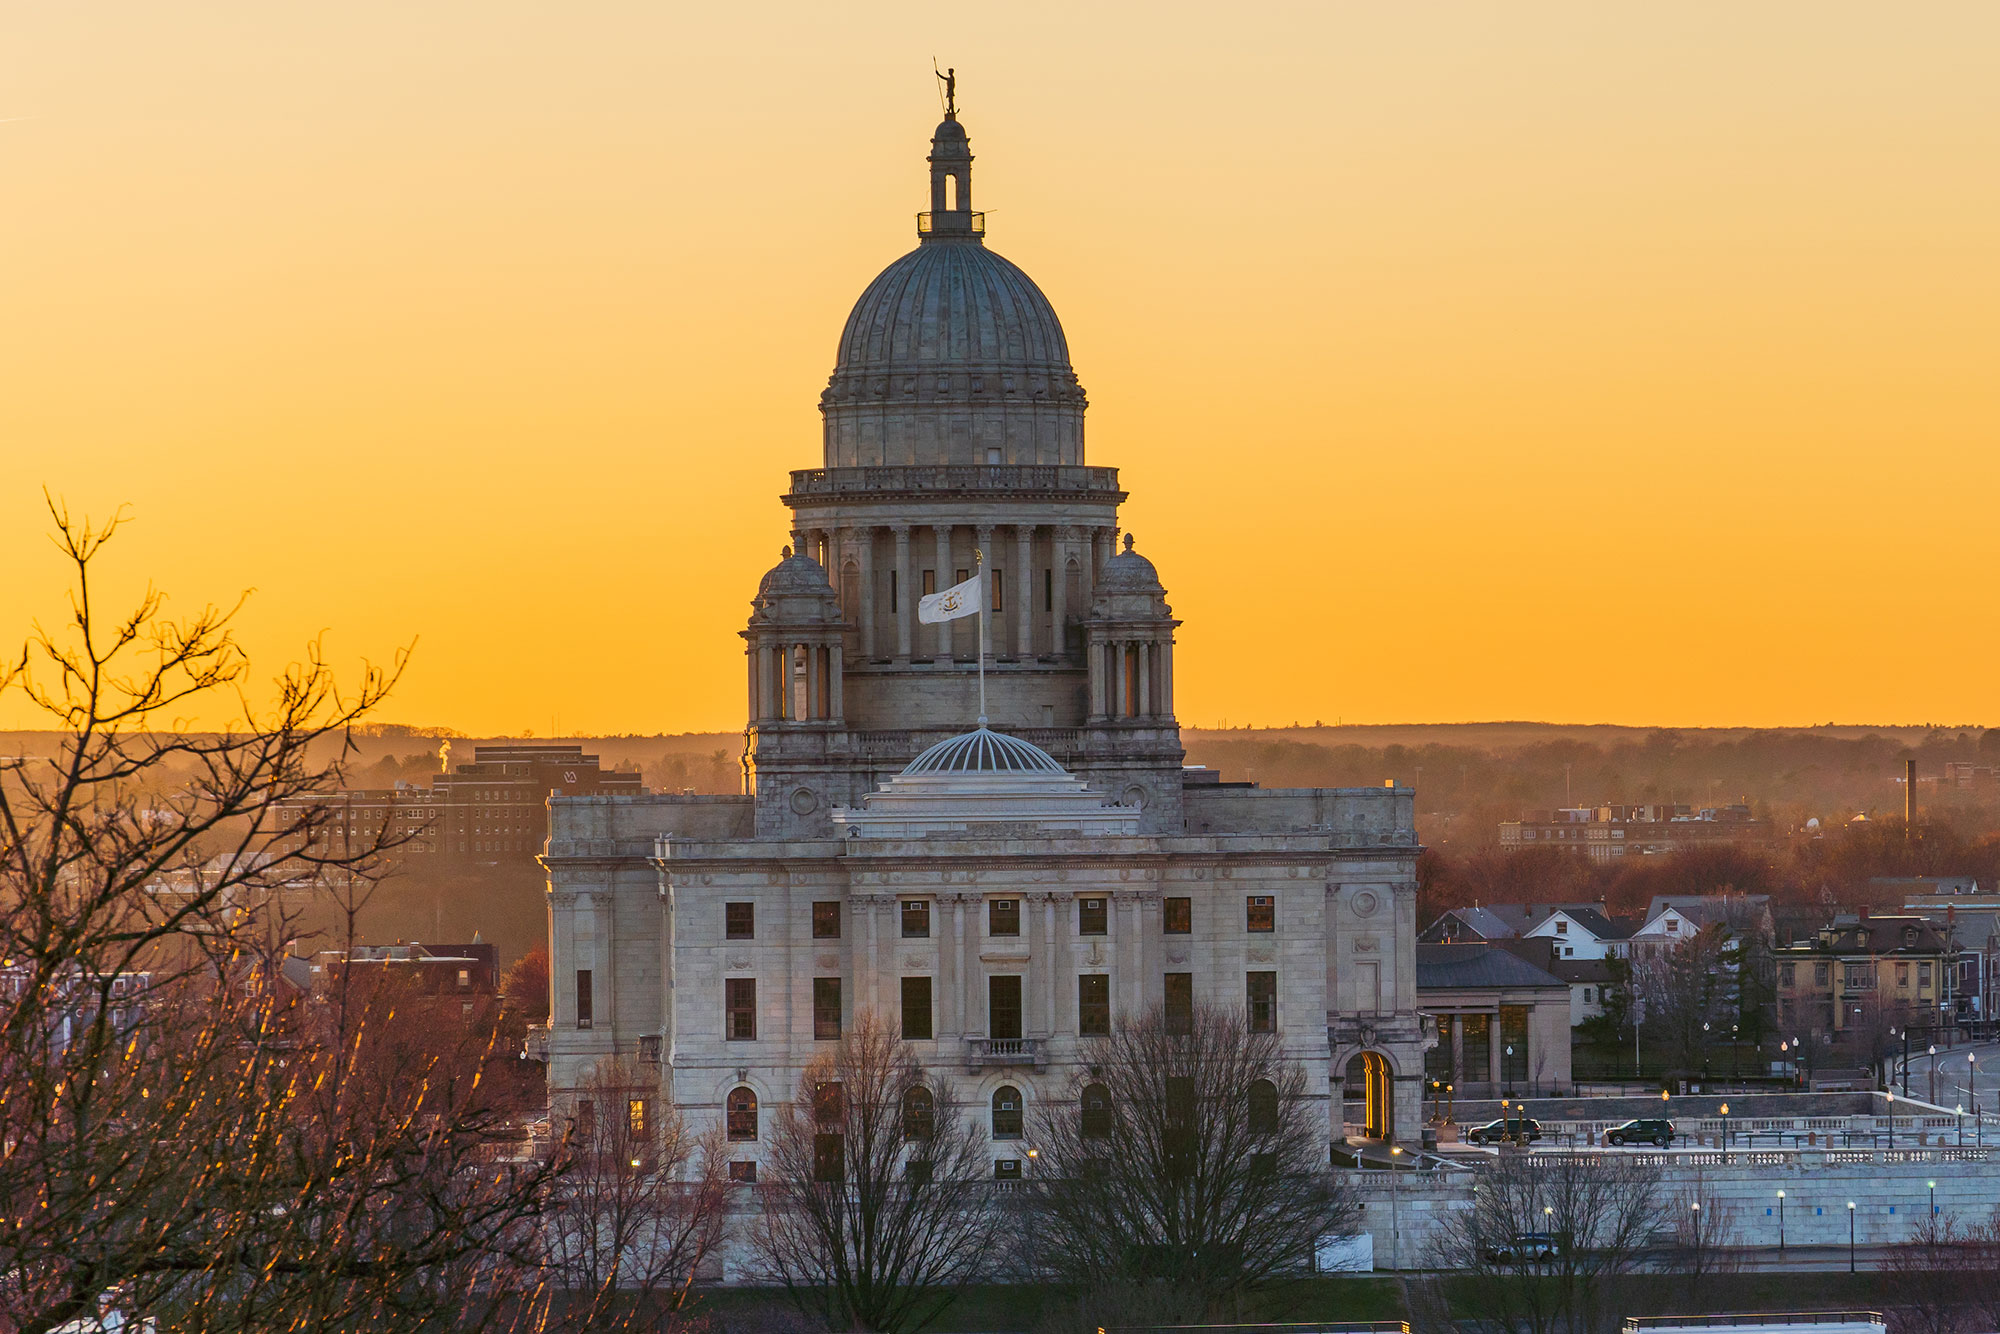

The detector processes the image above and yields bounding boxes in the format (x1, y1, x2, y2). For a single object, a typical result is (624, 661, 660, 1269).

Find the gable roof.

(1527, 906, 1627, 939)
(1423, 906, 1519, 941)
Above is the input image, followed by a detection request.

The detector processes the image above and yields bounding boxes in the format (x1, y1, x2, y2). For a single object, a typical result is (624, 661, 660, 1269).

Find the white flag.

(917, 574, 983, 624)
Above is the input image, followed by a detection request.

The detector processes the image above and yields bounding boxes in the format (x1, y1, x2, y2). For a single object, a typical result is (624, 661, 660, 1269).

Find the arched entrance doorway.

(1343, 1051, 1393, 1140)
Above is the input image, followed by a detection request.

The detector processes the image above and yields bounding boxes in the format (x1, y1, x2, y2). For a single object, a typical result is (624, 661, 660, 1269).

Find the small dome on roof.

(1096, 532, 1164, 594)
(902, 726, 1067, 777)
(756, 546, 835, 599)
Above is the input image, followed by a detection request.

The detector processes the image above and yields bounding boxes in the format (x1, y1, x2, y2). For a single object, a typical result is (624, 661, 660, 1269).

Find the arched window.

(1247, 1078, 1279, 1136)
(1080, 1082, 1113, 1139)
(991, 1085, 1023, 1140)
(726, 1087, 758, 1142)
(903, 1086, 936, 1140)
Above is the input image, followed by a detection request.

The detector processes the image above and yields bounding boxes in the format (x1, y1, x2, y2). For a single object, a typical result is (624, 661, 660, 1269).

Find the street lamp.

(1776, 1190, 1786, 1254)
(1389, 1145, 1403, 1269)
(1505, 1045, 1515, 1098)
(1719, 1102, 1730, 1151)
(1929, 1178, 1937, 1218)
(1930, 1044, 1938, 1105)
(1885, 1092, 1894, 1150)
(1847, 1201, 1857, 1273)
(1972, 1053, 1981, 1146)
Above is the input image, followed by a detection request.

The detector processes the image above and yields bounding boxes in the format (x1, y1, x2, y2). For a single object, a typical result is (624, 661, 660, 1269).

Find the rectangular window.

(1164, 972, 1194, 1034)
(1780, 962, 1796, 988)
(729, 1160, 757, 1183)
(575, 969, 593, 1030)
(1555, 920, 1568, 935)
(726, 977, 756, 1041)
(813, 900, 841, 939)
(956, 567, 968, 585)
(1461, 1012, 1491, 1081)
(1078, 974, 1110, 1036)
(994, 1158, 1022, 1180)
(1897, 962, 1911, 988)
(1247, 895, 1275, 932)
(1500, 1005, 1529, 1083)
(1920, 962, 1933, 986)
(628, 1098, 648, 1138)
(902, 899, 931, 939)
(902, 976, 933, 1040)
(989, 974, 1023, 1041)
(1247, 971, 1276, 1033)
(1815, 961, 1831, 986)
(922, 569, 936, 596)
(989, 898, 1021, 937)
(813, 977, 842, 1040)
(1079, 898, 1108, 936)
(1164, 896, 1191, 934)
(456, 967, 471, 990)
(576, 1099, 595, 1143)
(991, 568, 1004, 613)
(726, 902, 755, 940)
(813, 1132, 844, 1183)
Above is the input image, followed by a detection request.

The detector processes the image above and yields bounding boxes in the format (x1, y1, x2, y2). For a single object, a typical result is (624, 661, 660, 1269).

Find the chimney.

(1906, 758, 1917, 835)
(1858, 904, 1871, 922)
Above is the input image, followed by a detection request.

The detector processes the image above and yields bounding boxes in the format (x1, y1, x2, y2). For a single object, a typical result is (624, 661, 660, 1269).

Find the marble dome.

(818, 113, 1087, 469)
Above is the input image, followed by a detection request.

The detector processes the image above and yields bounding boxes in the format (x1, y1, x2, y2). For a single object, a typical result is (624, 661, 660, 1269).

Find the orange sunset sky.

(3, 3, 1996, 735)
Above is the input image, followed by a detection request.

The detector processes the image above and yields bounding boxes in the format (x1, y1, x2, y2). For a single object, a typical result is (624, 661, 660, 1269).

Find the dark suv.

(1466, 1116, 1542, 1145)
(1604, 1117, 1675, 1147)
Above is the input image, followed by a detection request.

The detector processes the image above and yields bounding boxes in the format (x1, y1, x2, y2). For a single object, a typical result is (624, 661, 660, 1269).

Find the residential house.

(1497, 937, 1623, 1027)
(1773, 911, 1957, 1038)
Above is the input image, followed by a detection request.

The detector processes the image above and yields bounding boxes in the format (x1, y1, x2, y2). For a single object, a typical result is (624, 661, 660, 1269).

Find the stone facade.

(540, 106, 1428, 1170)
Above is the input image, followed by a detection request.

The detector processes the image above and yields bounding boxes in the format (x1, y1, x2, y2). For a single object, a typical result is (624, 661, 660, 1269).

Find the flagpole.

(975, 547, 988, 726)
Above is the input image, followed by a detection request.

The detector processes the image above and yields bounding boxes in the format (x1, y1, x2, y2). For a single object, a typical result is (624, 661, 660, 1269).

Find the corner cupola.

(743, 546, 847, 725)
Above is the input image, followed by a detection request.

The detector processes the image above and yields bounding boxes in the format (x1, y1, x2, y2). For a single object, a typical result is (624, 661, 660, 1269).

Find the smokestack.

(1906, 758, 1917, 835)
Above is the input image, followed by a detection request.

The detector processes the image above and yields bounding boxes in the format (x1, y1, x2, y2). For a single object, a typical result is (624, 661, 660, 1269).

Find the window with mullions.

(1499, 1005, 1529, 1083)
(902, 900, 931, 939)
(989, 898, 1020, 937)
(813, 977, 842, 1041)
(726, 902, 755, 939)
(812, 901, 841, 939)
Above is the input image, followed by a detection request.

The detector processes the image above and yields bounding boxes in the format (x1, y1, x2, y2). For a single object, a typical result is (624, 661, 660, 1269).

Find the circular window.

(790, 788, 819, 815)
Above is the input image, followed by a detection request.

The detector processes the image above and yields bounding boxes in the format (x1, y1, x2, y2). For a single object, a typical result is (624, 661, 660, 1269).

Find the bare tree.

(542, 1058, 731, 1331)
(1665, 1169, 1740, 1309)
(1420, 1151, 1663, 1334)
(1023, 1003, 1359, 1316)
(1882, 1211, 1979, 1334)
(750, 1010, 999, 1334)
(0, 502, 563, 1334)
(1633, 925, 1736, 1078)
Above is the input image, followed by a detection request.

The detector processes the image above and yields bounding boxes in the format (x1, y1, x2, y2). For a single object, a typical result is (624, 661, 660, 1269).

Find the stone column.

(1051, 526, 1072, 659)
(962, 901, 980, 1035)
(1451, 1014, 1465, 1086)
(941, 896, 963, 1037)
(1159, 640, 1174, 716)
(932, 524, 953, 661)
(1088, 639, 1107, 718)
(1041, 893, 1060, 1035)
(828, 644, 844, 720)
(804, 642, 821, 720)
(1014, 523, 1034, 658)
(1488, 1012, 1502, 1086)
(974, 523, 994, 664)
(856, 527, 877, 660)
(1138, 642, 1153, 716)
(1095, 527, 1115, 579)
(892, 525, 913, 662)
(1127, 894, 1146, 1019)
(1111, 643, 1127, 717)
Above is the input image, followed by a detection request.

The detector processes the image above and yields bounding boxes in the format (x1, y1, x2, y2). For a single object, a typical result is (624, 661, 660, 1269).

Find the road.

(1891, 1037, 2000, 1111)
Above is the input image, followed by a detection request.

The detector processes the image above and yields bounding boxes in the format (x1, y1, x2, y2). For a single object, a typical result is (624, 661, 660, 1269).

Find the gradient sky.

(3, 3, 1997, 734)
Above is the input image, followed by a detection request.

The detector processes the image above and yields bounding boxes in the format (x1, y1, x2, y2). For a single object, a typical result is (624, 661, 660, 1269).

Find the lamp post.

(1389, 1144, 1403, 1269)
(1505, 1044, 1515, 1099)
(1702, 1021, 1711, 1088)
(1929, 1178, 1937, 1218)
(1972, 1053, 1981, 1146)
(1848, 1201, 1857, 1273)
(1902, 1027, 1912, 1097)
(1776, 1189, 1785, 1254)
(1719, 1102, 1730, 1152)
(1930, 1044, 1938, 1105)
(1885, 1092, 1895, 1150)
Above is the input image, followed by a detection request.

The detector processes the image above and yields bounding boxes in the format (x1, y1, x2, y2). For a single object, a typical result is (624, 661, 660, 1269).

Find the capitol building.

(541, 104, 1426, 1168)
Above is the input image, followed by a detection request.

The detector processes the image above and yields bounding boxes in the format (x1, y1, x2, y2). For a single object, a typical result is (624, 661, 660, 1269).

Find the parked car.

(1465, 1116, 1542, 1145)
(1484, 1231, 1562, 1263)
(1604, 1117, 1675, 1147)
